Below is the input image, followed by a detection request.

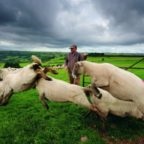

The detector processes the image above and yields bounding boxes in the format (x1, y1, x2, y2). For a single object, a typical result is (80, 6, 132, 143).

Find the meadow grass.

(0, 56, 144, 144)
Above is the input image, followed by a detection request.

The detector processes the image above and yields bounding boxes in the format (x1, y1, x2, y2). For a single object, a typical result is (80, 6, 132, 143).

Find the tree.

(3, 58, 21, 68)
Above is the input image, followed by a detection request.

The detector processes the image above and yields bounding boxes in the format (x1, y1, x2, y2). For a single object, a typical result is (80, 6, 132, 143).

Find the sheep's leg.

(137, 103, 144, 115)
(90, 83, 102, 99)
(82, 101, 105, 118)
(2, 94, 13, 105)
(82, 87, 98, 118)
(83, 86, 106, 117)
(40, 93, 49, 109)
(83, 83, 102, 98)
(83, 86, 93, 96)
(0, 94, 3, 104)
(83, 84, 102, 98)
(0, 89, 13, 105)
(91, 104, 108, 119)
(129, 107, 143, 119)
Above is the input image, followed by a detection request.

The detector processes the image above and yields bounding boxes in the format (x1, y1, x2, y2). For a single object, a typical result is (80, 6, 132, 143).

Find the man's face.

(70, 47, 77, 53)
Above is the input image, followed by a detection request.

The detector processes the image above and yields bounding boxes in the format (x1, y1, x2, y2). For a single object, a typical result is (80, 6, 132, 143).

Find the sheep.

(89, 83, 144, 119)
(0, 56, 52, 105)
(0, 63, 48, 105)
(35, 70, 143, 119)
(72, 60, 144, 114)
(35, 69, 99, 112)
(0, 55, 43, 80)
(0, 67, 19, 80)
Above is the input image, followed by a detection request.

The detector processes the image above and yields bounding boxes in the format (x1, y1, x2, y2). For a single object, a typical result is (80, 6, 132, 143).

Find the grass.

(0, 56, 144, 144)
(0, 89, 106, 144)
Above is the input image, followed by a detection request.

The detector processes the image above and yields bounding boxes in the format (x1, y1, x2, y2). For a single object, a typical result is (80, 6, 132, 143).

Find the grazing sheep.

(89, 84, 143, 119)
(72, 61, 144, 114)
(35, 70, 98, 112)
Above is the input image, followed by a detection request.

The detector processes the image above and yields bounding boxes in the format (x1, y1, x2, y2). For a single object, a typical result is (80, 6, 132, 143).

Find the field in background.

(0, 51, 144, 144)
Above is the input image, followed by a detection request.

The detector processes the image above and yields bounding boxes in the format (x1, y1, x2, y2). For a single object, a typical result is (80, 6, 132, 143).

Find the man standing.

(65, 44, 82, 85)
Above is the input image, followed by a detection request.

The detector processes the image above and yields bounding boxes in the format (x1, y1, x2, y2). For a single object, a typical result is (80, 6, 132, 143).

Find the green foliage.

(3, 56, 20, 68)
(0, 51, 66, 63)
(4, 61, 21, 68)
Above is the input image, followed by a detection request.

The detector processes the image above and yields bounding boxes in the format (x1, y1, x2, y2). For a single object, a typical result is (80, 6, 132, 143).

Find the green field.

(0, 52, 144, 144)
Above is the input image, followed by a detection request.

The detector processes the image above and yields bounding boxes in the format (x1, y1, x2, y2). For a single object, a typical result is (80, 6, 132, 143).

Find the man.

(65, 44, 82, 85)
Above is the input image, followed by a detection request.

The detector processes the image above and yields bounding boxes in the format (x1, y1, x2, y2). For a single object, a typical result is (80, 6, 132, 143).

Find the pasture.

(0, 53, 144, 144)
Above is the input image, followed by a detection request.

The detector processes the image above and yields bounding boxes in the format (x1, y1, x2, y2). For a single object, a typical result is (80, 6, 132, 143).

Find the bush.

(4, 61, 21, 68)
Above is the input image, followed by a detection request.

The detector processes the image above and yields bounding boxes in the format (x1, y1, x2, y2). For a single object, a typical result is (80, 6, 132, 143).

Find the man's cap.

(70, 44, 77, 49)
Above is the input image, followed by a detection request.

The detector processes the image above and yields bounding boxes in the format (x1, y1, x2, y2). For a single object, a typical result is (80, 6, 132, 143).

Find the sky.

(0, 0, 144, 53)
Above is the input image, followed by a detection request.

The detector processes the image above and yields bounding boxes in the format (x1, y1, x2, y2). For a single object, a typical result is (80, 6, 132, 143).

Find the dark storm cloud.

(0, 0, 144, 53)
(92, 0, 144, 43)
(0, 0, 41, 29)
(0, 0, 63, 45)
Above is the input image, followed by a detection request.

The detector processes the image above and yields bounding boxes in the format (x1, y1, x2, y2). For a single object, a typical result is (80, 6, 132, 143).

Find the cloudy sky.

(0, 0, 144, 53)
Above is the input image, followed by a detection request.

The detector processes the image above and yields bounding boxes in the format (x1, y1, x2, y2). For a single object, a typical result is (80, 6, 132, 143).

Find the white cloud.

(0, 40, 15, 46)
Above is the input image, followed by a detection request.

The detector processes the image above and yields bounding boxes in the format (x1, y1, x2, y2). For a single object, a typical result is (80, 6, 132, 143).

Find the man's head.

(70, 44, 77, 53)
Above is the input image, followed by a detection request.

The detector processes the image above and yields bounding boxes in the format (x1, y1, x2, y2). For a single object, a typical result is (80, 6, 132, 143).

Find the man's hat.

(70, 44, 77, 49)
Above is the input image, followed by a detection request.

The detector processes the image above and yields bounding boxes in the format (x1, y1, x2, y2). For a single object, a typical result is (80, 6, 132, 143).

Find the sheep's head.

(43, 67, 58, 75)
(30, 55, 53, 81)
(36, 67, 58, 81)
(72, 62, 83, 78)
(30, 63, 52, 81)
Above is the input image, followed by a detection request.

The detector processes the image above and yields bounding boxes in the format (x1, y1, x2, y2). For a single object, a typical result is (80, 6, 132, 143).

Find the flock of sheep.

(0, 55, 144, 121)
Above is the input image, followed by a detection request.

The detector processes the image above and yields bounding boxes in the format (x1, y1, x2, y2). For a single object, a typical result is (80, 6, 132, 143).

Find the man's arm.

(64, 54, 68, 66)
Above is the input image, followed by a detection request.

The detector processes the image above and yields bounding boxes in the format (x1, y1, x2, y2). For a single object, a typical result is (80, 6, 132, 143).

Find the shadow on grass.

(83, 111, 144, 140)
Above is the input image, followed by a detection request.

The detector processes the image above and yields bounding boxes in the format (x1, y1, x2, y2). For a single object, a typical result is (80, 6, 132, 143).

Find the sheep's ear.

(43, 67, 49, 73)
(31, 55, 42, 65)
(31, 63, 41, 70)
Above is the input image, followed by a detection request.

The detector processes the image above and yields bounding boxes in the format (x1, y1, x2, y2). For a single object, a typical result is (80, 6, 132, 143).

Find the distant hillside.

(0, 51, 66, 63)
(0, 50, 144, 63)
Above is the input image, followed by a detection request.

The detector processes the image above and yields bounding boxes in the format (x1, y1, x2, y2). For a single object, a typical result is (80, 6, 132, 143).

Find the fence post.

(82, 74, 85, 87)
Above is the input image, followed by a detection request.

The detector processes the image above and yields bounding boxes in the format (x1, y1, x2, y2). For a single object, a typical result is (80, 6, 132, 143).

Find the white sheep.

(72, 61, 144, 114)
(1, 63, 50, 92)
(0, 55, 52, 105)
(0, 67, 19, 80)
(35, 73, 98, 112)
(89, 84, 143, 119)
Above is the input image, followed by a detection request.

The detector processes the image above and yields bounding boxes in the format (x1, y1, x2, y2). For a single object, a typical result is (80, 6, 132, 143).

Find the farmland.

(0, 51, 144, 144)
